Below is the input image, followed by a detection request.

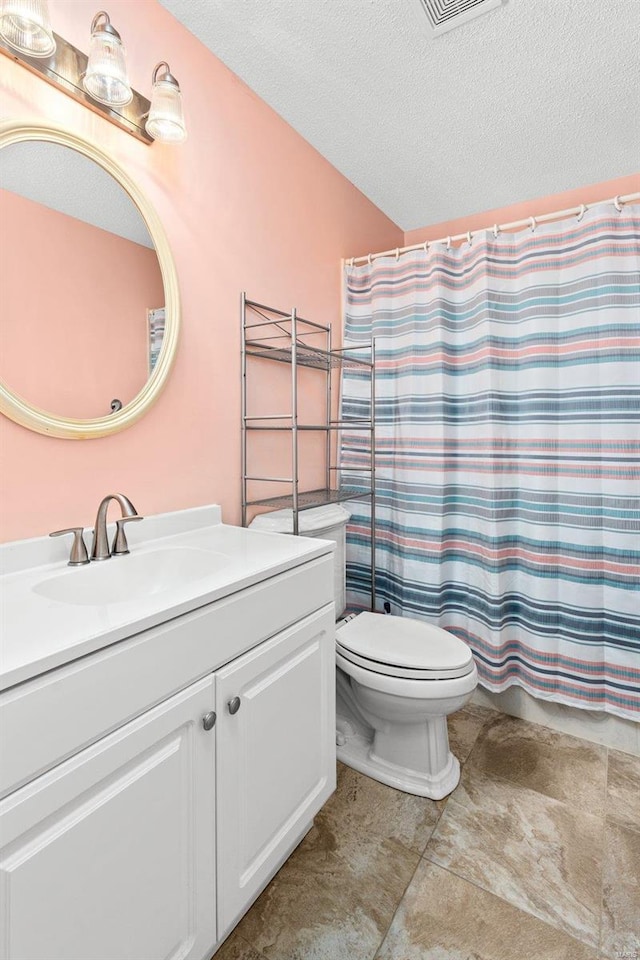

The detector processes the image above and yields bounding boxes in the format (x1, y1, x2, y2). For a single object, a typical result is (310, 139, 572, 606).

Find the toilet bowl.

(249, 505, 478, 800)
(335, 612, 477, 799)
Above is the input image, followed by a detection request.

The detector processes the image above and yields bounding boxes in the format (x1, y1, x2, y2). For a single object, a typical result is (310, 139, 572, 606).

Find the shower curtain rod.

(347, 191, 640, 266)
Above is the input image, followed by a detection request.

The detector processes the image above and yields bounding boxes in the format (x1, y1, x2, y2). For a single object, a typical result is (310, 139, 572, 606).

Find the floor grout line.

(606, 813, 640, 835)
(369, 853, 423, 960)
(240, 932, 268, 960)
(599, 745, 610, 956)
(421, 731, 607, 954)
(420, 845, 602, 953)
(211, 931, 269, 960)
(430, 859, 601, 955)
(368, 730, 488, 960)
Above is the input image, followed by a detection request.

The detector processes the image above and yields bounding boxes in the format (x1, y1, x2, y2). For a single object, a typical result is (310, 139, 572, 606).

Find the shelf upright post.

(326, 323, 332, 493)
(291, 307, 299, 535)
(370, 338, 377, 612)
(241, 291, 248, 528)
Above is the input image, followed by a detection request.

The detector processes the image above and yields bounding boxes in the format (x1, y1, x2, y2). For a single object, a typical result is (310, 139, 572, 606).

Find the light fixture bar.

(0, 31, 152, 144)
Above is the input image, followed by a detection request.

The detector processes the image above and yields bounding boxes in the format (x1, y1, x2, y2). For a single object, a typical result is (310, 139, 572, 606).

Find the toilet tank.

(249, 504, 350, 617)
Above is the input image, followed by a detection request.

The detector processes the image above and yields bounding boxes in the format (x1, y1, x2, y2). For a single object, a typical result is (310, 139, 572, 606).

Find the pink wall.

(0, 0, 402, 542)
(0, 189, 163, 419)
(403, 174, 640, 248)
(2, 1, 636, 543)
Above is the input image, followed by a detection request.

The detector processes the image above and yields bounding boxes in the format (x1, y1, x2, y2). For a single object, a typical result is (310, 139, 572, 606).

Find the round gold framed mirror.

(0, 119, 180, 439)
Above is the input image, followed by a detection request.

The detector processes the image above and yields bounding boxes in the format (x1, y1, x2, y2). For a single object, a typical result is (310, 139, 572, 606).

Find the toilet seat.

(336, 611, 474, 681)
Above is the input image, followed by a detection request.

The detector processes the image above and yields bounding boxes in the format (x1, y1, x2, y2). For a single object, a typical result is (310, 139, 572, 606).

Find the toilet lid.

(336, 612, 474, 680)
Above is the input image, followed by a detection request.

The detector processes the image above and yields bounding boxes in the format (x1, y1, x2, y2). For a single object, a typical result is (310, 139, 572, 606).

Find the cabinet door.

(0, 676, 216, 960)
(216, 603, 336, 936)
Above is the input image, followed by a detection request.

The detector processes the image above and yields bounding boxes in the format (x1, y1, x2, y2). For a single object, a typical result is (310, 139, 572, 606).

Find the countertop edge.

(1, 521, 335, 694)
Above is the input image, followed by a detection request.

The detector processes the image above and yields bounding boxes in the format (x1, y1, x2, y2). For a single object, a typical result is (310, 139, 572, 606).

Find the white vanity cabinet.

(0, 676, 217, 960)
(0, 546, 336, 960)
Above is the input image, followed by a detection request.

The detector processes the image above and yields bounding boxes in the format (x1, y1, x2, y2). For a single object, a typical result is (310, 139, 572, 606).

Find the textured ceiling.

(0, 141, 153, 247)
(159, 0, 640, 230)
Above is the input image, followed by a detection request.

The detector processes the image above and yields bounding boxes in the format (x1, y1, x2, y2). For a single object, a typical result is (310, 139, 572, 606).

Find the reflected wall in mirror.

(0, 141, 164, 420)
(0, 120, 179, 440)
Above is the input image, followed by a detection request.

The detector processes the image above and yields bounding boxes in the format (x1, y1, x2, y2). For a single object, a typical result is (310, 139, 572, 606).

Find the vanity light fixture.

(145, 62, 187, 144)
(82, 11, 132, 107)
(0, 7, 187, 146)
(0, 0, 56, 58)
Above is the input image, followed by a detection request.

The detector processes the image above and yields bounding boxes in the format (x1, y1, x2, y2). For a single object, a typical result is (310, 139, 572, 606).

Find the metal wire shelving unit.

(241, 293, 377, 610)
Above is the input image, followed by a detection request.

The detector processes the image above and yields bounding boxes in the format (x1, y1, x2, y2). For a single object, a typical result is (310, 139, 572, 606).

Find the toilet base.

(336, 730, 460, 799)
(335, 662, 470, 800)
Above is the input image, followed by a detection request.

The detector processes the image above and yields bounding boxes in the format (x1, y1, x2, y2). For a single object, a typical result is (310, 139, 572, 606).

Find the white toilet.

(335, 611, 477, 799)
(249, 505, 477, 800)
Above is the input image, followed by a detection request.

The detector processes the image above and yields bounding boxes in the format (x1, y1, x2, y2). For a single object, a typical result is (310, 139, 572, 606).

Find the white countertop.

(0, 505, 334, 692)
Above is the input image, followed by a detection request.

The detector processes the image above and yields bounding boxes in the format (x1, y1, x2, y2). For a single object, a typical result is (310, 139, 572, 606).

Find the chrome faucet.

(91, 493, 143, 561)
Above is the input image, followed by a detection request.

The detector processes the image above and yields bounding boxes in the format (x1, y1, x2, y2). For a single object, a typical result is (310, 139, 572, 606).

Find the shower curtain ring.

(446, 236, 451, 250)
(493, 223, 500, 238)
(614, 196, 623, 212)
(368, 253, 372, 265)
(423, 240, 429, 253)
(576, 203, 586, 222)
(467, 230, 473, 245)
(395, 248, 400, 261)
(529, 217, 537, 232)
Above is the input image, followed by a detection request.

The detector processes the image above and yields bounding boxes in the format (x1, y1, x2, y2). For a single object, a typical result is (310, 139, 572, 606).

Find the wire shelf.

(246, 487, 373, 511)
(245, 341, 373, 371)
(245, 421, 374, 432)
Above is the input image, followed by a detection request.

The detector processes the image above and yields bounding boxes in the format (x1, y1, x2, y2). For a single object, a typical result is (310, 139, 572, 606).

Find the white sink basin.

(32, 546, 227, 606)
(1, 505, 336, 692)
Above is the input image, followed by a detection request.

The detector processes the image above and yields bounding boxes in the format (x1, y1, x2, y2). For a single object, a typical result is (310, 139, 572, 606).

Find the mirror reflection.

(0, 141, 164, 420)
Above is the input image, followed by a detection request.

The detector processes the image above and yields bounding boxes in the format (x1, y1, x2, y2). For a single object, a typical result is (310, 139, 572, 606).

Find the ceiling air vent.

(418, 0, 506, 36)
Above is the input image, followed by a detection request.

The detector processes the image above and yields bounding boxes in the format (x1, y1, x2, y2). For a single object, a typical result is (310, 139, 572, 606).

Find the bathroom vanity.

(0, 506, 336, 960)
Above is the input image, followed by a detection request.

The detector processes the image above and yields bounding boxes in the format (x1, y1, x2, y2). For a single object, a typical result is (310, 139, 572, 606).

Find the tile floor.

(214, 705, 640, 960)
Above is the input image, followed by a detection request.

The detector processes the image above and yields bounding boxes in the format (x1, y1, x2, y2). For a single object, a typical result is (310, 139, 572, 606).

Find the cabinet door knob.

(202, 711, 217, 731)
(228, 696, 241, 715)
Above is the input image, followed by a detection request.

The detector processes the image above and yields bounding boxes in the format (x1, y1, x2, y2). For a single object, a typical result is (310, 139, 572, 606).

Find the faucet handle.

(50, 527, 90, 566)
(112, 516, 144, 556)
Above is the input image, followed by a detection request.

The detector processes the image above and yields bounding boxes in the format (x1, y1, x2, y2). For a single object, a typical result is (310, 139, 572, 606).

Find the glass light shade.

(83, 28, 132, 106)
(146, 79, 187, 144)
(0, 0, 56, 57)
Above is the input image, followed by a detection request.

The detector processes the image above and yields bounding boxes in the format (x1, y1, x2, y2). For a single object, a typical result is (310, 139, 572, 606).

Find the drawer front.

(0, 555, 333, 798)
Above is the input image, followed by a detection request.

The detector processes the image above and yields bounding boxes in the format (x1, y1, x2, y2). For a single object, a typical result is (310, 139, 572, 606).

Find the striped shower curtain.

(342, 204, 640, 721)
